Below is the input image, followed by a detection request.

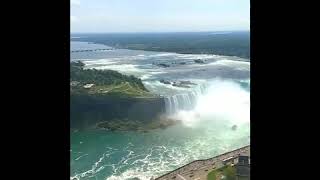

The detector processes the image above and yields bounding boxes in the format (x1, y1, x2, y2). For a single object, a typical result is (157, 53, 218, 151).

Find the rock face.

(96, 118, 180, 132)
(70, 95, 167, 130)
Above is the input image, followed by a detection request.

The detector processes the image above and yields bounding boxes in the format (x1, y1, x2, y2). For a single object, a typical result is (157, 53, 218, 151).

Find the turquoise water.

(70, 41, 250, 180)
(71, 117, 249, 180)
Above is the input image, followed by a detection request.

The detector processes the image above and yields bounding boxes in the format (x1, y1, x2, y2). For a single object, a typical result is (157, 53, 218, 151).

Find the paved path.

(177, 174, 187, 180)
(155, 145, 250, 180)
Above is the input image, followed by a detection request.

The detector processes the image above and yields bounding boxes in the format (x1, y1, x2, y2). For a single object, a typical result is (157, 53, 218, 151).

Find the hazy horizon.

(71, 0, 250, 33)
(71, 30, 249, 34)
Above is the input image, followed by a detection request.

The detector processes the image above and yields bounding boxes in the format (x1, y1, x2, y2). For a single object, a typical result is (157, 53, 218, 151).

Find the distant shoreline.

(71, 41, 250, 61)
(70, 31, 250, 59)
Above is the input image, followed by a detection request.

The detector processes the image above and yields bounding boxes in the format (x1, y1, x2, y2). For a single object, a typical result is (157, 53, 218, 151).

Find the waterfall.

(164, 79, 250, 126)
(164, 83, 209, 115)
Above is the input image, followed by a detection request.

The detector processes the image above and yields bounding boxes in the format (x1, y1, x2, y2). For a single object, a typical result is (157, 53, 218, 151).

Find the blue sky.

(71, 0, 250, 33)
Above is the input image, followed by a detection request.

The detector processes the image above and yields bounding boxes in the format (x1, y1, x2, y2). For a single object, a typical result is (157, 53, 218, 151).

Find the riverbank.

(70, 61, 170, 131)
(71, 32, 250, 59)
(71, 95, 167, 130)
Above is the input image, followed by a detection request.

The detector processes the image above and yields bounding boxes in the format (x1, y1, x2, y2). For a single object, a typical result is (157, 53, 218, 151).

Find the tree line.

(70, 61, 147, 91)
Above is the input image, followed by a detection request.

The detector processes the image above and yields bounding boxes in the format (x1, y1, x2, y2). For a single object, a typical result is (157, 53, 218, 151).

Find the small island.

(70, 61, 178, 131)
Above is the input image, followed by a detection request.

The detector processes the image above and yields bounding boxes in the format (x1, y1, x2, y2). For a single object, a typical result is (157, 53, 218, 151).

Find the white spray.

(171, 79, 250, 127)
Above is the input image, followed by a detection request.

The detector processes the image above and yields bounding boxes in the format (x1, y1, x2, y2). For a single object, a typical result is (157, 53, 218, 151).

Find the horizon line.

(71, 30, 250, 34)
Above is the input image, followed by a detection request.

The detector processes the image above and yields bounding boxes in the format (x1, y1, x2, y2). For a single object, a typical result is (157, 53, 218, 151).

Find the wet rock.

(194, 59, 205, 64)
(180, 81, 197, 85)
(172, 82, 191, 88)
(157, 63, 170, 68)
(160, 79, 171, 84)
(171, 80, 197, 88)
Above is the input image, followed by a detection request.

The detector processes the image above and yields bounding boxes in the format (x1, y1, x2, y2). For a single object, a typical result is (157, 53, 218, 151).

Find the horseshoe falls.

(70, 41, 250, 180)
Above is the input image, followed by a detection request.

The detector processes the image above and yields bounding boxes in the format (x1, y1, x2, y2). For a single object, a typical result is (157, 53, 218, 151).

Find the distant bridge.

(71, 48, 114, 53)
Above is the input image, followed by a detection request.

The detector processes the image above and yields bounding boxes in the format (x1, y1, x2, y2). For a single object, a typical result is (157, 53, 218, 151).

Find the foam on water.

(173, 79, 249, 126)
(70, 41, 250, 180)
(149, 53, 176, 57)
(71, 115, 249, 180)
(83, 59, 117, 66)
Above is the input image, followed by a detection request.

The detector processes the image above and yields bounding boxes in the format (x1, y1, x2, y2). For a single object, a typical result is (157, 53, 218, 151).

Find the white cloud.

(71, 0, 80, 6)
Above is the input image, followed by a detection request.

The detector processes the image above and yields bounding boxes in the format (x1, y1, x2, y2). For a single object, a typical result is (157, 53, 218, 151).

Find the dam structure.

(154, 145, 250, 180)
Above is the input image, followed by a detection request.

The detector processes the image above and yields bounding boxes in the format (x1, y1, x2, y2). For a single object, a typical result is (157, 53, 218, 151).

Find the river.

(70, 41, 250, 180)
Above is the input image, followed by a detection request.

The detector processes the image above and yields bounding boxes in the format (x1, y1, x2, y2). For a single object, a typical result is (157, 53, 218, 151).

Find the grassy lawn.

(70, 61, 152, 98)
(207, 165, 236, 180)
(83, 82, 153, 97)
